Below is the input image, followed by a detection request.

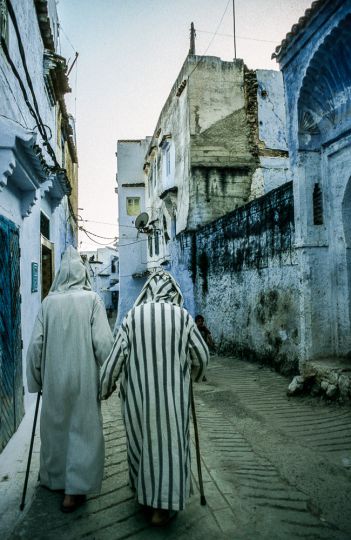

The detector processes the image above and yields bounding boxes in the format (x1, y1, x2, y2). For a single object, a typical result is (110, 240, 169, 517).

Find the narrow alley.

(2, 1, 351, 539)
(10, 356, 351, 540)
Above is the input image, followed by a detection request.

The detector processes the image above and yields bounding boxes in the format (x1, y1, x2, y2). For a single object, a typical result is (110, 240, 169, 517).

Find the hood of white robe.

(133, 270, 183, 307)
(49, 246, 92, 293)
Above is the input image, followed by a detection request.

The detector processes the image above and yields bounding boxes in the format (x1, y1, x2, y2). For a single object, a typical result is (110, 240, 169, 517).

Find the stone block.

(310, 381, 321, 396)
(338, 374, 350, 398)
(321, 380, 328, 391)
(325, 384, 338, 399)
(287, 375, 305, 395)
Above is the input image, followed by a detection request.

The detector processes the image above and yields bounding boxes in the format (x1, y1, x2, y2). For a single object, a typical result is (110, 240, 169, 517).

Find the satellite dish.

(135, 212, 149, 229)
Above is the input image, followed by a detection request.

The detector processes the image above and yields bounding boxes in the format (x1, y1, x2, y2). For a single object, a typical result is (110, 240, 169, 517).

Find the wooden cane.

(190, 380, 206, 506)
(20, 392, 41, 511)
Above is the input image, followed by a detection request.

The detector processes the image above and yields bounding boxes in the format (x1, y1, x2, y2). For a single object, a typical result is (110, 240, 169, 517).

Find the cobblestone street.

(10, 357, 351, 540)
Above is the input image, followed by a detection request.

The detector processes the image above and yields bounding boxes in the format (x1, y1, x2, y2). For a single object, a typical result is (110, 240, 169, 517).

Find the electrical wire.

(188, 0, 231, 79)
(78, 218, 117, 227)
(0, 37, 44, 139)
(78, 226, 117, 240)
(78, 217, 146, 231)
(0, 113, 29, 131)
(0, 64, 29, 127)
(80, 228, 117, 246)
(59, 22, 76, 52)
(118, 238, 147, 247)
(1, 30, 67, 198)
(6, 0, 49, 143)
(3, 0, 75, 223)
(58, 22, 79, 119)
(196, 29, 278, 45)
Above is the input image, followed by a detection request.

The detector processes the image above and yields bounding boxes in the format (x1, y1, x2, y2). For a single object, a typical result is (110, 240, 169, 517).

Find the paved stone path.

(9, 356, 351, 539)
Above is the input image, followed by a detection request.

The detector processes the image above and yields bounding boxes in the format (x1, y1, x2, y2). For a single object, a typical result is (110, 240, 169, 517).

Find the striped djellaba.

(100, 270, 209, 511)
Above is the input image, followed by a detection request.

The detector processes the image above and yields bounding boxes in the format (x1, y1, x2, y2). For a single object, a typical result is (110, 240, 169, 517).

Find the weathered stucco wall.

(188, 59, 257, 229)
(0, 0, 75, 416)
(171, 181, 300, 374)
(116, 140, 149, 325)
(277, 0, 351, 365)
(143, 58, 190, 236)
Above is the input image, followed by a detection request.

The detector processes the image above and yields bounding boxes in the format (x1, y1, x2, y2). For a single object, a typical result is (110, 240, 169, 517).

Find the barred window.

(313, 183, 323, 225)
(154, 231, 160, 256)
(126, 197, 140, 216)
(148, 235, 153, 257)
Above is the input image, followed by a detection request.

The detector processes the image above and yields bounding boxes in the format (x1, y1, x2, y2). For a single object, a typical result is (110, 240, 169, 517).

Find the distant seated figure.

(195, 314, 214, 351)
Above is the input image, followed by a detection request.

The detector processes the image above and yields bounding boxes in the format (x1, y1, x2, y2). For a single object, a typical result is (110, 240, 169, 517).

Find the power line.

(188, 0, 231, 79)
(196, 29, 278, 44)
(59, 22, 76, 53)
(78, 226, 117, 240)
(5, 1, 49, 144)
(78, 218, 117, 227)
(78, 217, 145, 231)
(0, 113, 29, 131)
(57, 22, 79, 120)
(80, 228, 117, 246)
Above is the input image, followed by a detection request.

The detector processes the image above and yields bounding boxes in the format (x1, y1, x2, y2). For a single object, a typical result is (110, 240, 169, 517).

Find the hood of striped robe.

(49, 245, 92, 294)
(133, 270, 184, 307)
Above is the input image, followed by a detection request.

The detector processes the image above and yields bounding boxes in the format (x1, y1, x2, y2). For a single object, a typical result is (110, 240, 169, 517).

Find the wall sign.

(31, 262, 38, 293)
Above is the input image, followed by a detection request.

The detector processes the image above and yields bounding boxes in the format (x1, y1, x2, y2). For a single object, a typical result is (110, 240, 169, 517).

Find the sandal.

(60, 494, 86, 513)
(151, 509, 177, 526)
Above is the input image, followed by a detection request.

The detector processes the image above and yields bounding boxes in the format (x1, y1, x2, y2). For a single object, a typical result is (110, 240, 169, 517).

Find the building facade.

(116, 53, 291, 338)
(0, 0, 78, 450)
(80, 247, 119, 316)
(273, 0, 351, 372)
(115, 139, 150, 324)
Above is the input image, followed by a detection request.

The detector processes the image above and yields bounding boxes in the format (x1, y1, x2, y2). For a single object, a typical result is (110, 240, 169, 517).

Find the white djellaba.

(27, 246, 113, 495)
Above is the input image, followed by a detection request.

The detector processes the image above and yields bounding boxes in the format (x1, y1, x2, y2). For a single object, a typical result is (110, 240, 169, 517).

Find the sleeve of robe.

(188, 322, 209, 382)
(91, 295, 114, 367)
(99, 319, 129, 400)
(26, 308, 44, 393)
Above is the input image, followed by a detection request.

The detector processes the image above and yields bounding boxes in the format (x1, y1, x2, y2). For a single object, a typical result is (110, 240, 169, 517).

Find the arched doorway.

(296, 14, 351, 360)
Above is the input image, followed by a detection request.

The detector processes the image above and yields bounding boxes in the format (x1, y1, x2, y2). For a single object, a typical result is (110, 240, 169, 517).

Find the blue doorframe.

(0, 215, 24, 451)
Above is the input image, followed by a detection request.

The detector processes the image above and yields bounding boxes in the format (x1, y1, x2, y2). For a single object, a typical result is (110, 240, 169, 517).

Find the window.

(40, 212, 50, 240)
(148, 235, 153, 257)
(153, 160, 157, 187)
(154, 231, 160, 256)
(61, 131, 66, 168)
(126, 197, 140, 216)
(163, 215, 170, 244)
(0, 0, 8, 46)
(162, 141, 174, 191)
(165, 146, 171, 176)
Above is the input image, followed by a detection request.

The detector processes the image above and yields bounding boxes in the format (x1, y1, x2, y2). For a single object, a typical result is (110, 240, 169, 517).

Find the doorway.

(41, 236, 55, 300)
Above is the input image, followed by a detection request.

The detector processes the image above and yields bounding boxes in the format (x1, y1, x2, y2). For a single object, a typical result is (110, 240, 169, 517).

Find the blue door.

(0, 215, 24, 451)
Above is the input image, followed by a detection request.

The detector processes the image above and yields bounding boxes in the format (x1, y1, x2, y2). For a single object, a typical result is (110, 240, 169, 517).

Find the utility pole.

(232, 0, 237, 59)
(189, 22, 196, 55)
(67, 51, 79, 76)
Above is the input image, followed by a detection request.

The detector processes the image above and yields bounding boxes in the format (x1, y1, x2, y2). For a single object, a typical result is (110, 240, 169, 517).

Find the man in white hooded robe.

(100, 270, 209, 525)
(27, 246, 113, 512)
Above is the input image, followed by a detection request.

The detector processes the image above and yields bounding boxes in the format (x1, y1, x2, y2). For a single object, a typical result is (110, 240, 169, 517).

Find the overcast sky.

(57, 0, 312, 250)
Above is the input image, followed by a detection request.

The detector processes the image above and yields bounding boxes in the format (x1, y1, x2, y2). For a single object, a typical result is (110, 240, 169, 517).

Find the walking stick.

(190, 380, 206, 506)
(20, 392, 41, 511)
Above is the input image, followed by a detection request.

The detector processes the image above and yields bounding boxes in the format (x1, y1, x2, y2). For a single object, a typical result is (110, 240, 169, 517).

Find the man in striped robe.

(100, 270, 209, 525)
